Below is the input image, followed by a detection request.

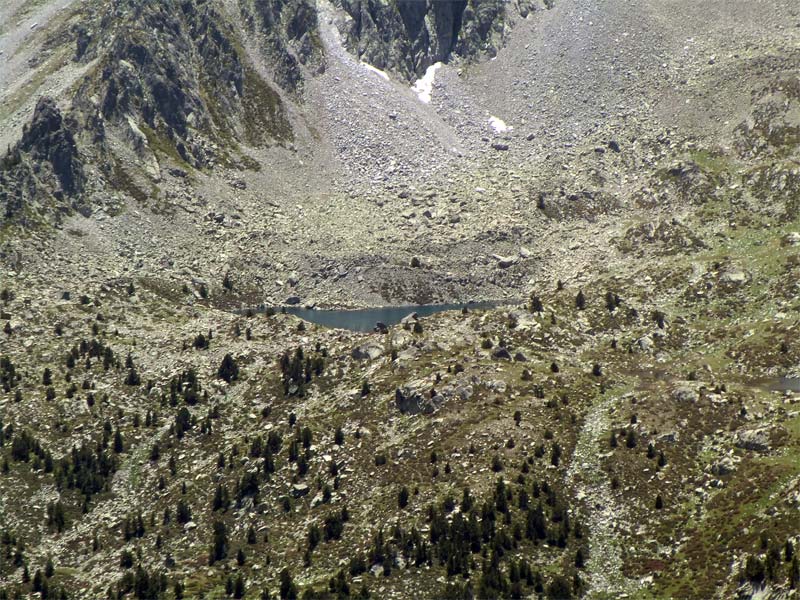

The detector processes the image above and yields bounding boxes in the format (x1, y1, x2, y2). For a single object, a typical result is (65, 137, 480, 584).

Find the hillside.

(0, 0, 799, 598)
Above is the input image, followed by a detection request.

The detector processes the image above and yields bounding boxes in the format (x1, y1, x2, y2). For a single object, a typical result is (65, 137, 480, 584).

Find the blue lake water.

(252, 301, 515, 332)
(772, 377, 800, 392)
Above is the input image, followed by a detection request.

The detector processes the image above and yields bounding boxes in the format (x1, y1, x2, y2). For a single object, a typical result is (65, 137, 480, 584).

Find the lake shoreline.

(235, 299, 525, 332)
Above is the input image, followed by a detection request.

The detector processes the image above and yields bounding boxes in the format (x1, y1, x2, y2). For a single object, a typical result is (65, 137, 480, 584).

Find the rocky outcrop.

(240, 0, 324, 92)
(735, 428, 772, 453)
(72, 0, 293, 171)
(735, 74, 800, 159)
(351, 342, 384, 360)
(333, 0, 513, 80)
(395, 382, 439, 414)
(0, 97, 85, 226)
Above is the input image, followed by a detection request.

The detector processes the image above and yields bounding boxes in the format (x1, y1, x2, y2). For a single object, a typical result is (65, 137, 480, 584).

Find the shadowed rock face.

(1, 0, 302, 229)
(0, 97, 85, 225)
(334, 0, 508, 79)
(241, 0, 324, 92)
(20, 98, 84, 197)
(90, 0, 289, 167)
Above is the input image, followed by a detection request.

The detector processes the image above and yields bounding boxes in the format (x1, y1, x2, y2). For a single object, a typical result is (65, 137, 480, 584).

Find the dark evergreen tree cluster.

(279, 347, 325, 397)
(333, 476, 586, 599)
(54, 441, 119, 507)
(0, 356, 19, 392)
(168, 369, 205, 406)
(742, 536, 800, 590)
(218, 354, 240, 384)
(65, 338, 118, 373)
(114, 566, 168, 599)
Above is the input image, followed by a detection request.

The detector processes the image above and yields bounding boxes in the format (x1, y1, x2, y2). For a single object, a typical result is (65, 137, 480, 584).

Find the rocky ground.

(1, 0, 800, 598)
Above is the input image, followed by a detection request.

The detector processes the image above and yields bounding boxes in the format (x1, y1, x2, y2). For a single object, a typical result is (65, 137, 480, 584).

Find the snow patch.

(360, 61, 389, 81)
(489, 116, 512, 133)
(411, 62, 443, 104)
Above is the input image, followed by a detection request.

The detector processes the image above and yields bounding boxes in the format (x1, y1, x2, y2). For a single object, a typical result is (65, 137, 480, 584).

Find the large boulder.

(492, 347, 512, 360)
(395, 382, 438, 415)
(735, 428, 771, 452)
(292, 483, 310, 498)
(494, 254, 518, 269)
(672, 385, 698, 403)
(710, 457, 737, 476)
(352, 343, 384, 360)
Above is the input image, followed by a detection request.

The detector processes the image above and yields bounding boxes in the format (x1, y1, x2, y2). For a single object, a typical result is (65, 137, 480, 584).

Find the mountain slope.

(0, 0, 799, 598)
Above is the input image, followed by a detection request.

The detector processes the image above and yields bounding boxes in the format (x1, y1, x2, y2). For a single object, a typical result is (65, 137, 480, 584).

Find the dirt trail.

(567, 393, 642, 597)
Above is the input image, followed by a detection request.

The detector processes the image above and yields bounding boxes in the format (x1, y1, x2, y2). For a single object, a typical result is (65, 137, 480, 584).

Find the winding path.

(567, 393, 641, 597)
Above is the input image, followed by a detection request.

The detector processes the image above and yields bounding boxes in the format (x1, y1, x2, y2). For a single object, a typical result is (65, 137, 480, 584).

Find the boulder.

(292, 483, 310, 498)
(782, 232, 800, 246)
(673, 386, 698, 403)
(735, 428, 771, 452)
(395, 383, 439, 415)
(710, 457, 736, 476)
(390, 329, 412, 348)
(400, 313, 418, 326)
(454, 385, 473, 401)
(352, 343, 384, 360)
(492, 347, 512, 360)
(494, 255, 518, 269)
(721, 269, 748, 285)
(487, 380, 507, 393)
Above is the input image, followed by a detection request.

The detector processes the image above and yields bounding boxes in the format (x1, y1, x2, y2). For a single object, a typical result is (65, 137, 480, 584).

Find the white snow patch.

(360, 61, 389, 81)
(411, 62, 443, 104)
(489, 116, 512, 133)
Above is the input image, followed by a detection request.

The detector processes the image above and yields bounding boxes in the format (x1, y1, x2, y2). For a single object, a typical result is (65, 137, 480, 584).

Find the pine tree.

(625, 429, 637, 448)
(279, 569, 297, 600)
(576, 290, 586, 310)
(233, 574, 245, 599)
(575, 548, 585, 568)
(210, 521, 228, 564)
(113, 429, 124, 453)
(398, 486, 409, 509)
(218, 354, 239, 383)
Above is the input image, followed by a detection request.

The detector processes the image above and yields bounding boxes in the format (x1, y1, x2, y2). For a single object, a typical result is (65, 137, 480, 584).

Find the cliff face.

(0, 97, 85, 226)
(82, 0, 294, 166)
(0, 0, 302, 227)
(240, 0, 325, 92)
(0, 0, 528, 228)
(333, 0, 515, 79)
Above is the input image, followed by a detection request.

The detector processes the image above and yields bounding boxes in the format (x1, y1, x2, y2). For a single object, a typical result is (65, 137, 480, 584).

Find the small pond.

(248, 300, 516, 332)
(769, 377, 800, 392)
